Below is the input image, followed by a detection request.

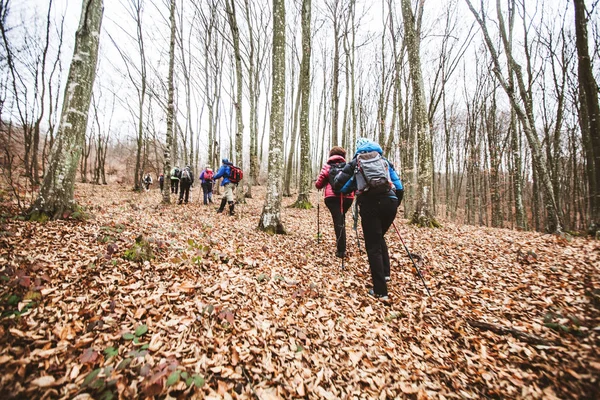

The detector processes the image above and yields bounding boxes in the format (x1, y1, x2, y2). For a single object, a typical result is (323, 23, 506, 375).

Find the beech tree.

(163, 0, 175, 204)
(292, 0, 312, 209)
(259, 0, 286, 234)
(29, 0, 104, 220)
(573, 0, 600, 233)
(401, 0, 438, 227)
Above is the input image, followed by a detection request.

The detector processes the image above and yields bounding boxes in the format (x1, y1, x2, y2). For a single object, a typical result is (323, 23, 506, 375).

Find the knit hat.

(356, 137, 370, 149)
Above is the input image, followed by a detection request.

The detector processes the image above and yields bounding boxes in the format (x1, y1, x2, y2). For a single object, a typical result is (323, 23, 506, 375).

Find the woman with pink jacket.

(315, 146, 355, 258)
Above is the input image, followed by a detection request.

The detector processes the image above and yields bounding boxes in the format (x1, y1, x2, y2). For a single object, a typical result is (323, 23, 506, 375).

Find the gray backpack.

(355, 151, 392, 194)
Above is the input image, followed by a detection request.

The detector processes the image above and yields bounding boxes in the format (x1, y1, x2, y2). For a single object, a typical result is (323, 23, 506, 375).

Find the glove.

(395, 189, 404, 204)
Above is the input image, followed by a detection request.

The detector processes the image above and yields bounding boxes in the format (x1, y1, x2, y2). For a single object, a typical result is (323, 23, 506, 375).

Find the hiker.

(170, 166, 181, 194)
(178, 165, 194, 204)
(199, 166, 214, 205)
(158, 173, 165, 191)
(143, 173, 153, 191)
(213, 158, 237, 215)
(315, 146, 355, 258)
(335, 137, 404, 301)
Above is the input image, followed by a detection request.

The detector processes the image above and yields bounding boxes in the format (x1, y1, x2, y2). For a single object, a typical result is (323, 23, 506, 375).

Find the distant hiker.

(178, 165, 194, 204)
(213, 158, 239, 215)
(170, 166, 181, 194)
(158, 173, 165, 191)
(199, 166, 214, 205)
(143, 173, 153, 191)
(315, 146, 355, 259)
(335, 137, 404, 301)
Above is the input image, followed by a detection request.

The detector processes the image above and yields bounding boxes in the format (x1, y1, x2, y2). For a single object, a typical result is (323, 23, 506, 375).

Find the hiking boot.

(385, 276, 391, 282)
(367, 289, 389, 301)
(335, 251, 346, 259)
(228, 202, 235, 216)
(217, 198, 227, 213)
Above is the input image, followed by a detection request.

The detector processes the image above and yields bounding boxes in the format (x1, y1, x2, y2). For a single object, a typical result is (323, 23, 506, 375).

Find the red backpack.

(228, 165, 243, 183)
(204, 170, 214, 181)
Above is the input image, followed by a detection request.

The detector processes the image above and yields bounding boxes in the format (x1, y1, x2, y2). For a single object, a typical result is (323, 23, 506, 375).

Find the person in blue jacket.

(335, 137, 404, 301)
(213, 158, 236, 215)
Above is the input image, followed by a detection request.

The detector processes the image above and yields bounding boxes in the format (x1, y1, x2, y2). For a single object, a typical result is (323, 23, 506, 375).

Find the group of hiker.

(142, 159, 242, 212)
(316, 137, 404, 301)
(142, 136, 404, 301)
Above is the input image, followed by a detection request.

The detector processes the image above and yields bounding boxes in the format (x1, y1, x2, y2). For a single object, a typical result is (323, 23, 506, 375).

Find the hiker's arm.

(388, 165, 404, 203)
(315, 165, 328, 189)
(213, 166, 225, 180)
(337, 161, 356, 194)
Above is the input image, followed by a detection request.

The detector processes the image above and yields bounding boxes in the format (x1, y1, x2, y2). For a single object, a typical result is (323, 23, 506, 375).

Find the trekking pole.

(338, 195, 345, 270)
(317, 194, 321, 244)
(391, 222, 432, 297)
(353, 201, 362, 254)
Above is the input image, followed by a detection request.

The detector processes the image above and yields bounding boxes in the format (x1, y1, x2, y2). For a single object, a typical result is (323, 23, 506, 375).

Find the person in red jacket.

(315, 146, 355, 258)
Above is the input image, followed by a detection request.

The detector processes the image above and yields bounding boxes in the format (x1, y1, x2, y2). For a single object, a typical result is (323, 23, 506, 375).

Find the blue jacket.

(338, 140, 403, 196)
(213, 163, 232, 186)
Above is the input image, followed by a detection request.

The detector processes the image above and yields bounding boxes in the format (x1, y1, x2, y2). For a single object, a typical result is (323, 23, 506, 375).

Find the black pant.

(359, 196, 398, 296)
(202, 182, 213, 204)
(171, 179, 179, 194)
(325, 197, 353, 256)
(159, 180, 164, 191)
(179, 182, 191, 203)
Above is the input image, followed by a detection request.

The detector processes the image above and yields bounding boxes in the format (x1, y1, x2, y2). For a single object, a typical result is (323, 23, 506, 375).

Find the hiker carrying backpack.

(200, 166, 214, 205)
(178, 166, 194, 204)
(334, 137, 404, 301)
(315, 146, 355, 259)
(213, 158, 239, 215)
(170, 166, 181, 194)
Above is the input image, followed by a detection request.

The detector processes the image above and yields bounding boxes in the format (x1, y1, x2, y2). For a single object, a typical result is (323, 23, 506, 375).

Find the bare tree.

(259, 0, 286, 234)
(163, 0, 175, 204)
(573, 0, 600, 233)
(401, 0, 439, 227)
(464, 0, 563, 233)
(292, 0, 312, 209)
(29, 0, 104, 220)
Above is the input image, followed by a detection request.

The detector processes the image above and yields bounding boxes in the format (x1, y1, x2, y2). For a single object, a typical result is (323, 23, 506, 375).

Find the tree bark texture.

(401, 0, 438, 227)
(293, 0, 312, 209)
(573, 0, 600, 232)
(259, 0, 286, 234)
(163, 0, 176, 204)
(29, 0, 103, 220)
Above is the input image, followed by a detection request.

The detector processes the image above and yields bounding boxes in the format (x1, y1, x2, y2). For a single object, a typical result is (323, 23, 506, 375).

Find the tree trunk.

(29, 0, 103, 220)
(259, 0, 286, 234)
(401, 0, 438, 228)
(163, 0, 176, 204)
(573, 0, 600, 233)
(293, 0, 312, 209)
(225, 0, 245, 203)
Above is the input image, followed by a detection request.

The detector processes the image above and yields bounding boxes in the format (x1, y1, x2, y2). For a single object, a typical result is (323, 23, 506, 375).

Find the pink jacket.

(315, 155, 355, 199)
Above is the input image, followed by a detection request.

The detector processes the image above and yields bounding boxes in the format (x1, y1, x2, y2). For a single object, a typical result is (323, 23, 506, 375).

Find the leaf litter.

(0, 184, 598, 399)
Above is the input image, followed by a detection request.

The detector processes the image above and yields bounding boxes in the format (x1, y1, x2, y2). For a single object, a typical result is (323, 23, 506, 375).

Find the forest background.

(2, 0, 599, 233)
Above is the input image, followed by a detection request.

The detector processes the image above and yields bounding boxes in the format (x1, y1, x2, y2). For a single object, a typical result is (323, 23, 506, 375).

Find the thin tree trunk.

(293, 0, 312, 209)
(259, 0, 286, 234)
(163, 0, 176, 204)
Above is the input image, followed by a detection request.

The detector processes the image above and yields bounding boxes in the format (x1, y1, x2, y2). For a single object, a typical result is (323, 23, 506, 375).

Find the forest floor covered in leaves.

(0, 183, 599, 399)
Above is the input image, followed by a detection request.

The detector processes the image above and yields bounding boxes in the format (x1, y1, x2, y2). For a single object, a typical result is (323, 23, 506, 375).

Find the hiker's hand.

(395, 189, 404, 204)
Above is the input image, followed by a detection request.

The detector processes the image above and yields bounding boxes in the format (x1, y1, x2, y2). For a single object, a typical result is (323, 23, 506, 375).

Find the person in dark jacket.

(335, 137, 404, 301)
(315, 146, 355, 258)
(158, 173, 165, 191)
(178, 165, 194, 204)
(213, 159, 236, 215)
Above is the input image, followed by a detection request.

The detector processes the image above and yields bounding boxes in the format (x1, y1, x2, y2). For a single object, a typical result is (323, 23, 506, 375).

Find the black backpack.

(328, 162, 346, 194)
(180, 168, 192, 183)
